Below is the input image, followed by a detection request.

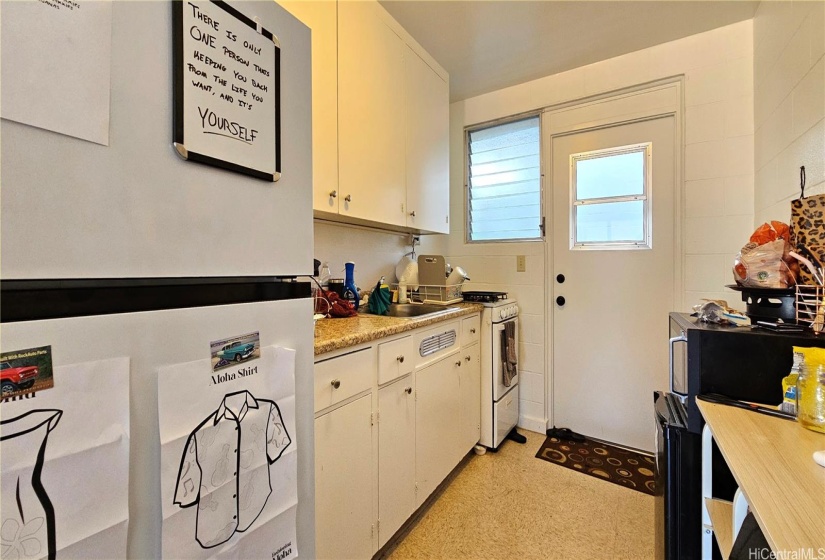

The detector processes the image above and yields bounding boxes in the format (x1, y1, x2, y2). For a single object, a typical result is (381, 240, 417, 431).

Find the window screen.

(571, 143, 651, 249)
(467, 116, 542, 242)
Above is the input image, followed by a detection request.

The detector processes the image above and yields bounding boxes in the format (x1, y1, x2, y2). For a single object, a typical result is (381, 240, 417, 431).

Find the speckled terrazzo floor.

(383, 430, 655, 560)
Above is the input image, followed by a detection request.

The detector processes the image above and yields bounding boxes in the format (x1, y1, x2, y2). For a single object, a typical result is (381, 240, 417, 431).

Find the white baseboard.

(517, 414, 547, 434)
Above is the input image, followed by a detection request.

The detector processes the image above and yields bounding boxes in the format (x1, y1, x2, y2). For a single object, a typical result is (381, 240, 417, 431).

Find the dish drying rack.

(393, 283, 464, 305)
(796, 284, 825, 333)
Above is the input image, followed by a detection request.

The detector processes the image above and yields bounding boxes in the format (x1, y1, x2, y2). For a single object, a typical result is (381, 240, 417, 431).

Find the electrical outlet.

(516, 255, 526, 272)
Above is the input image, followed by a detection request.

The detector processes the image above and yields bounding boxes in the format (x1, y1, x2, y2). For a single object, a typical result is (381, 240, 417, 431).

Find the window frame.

(464, 113, 545, 244)
(569, 142, 653, 251)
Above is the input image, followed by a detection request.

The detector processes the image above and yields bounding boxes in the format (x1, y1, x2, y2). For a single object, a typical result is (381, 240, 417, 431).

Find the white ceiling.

(379, 1, 759, 101)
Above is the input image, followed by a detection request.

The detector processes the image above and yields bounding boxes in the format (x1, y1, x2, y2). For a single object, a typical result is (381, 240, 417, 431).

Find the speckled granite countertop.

(314, 303, 484, 356)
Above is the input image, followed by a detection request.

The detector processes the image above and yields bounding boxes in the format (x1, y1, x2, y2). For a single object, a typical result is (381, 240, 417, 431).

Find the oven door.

(491, 318, 519, 401)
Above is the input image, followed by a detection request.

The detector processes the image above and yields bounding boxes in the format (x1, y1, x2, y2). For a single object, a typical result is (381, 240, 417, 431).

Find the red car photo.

(1, 361, 38, 397)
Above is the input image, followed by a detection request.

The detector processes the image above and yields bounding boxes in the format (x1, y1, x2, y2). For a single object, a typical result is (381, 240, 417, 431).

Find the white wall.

(446, 21, 755, 432)
(753, 0, 824, 223)
(313, 221, 444, 291)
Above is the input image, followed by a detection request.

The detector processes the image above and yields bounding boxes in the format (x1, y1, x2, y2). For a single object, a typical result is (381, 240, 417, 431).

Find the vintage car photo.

(0, 345, 53, 399)
(210, 331, 261, 372)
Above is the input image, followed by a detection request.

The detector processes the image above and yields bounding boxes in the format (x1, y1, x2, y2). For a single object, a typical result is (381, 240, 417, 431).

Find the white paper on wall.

(0, 357, 130, 560)
(0, 0, 112, 145)
(158, 346, 297, 560)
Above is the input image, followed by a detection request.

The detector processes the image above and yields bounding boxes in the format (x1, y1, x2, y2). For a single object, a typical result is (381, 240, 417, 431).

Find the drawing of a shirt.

(1, 409, 62, 560)
(174, 390, 291, 548)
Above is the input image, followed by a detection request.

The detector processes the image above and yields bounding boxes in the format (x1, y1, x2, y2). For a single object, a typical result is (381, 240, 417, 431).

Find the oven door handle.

(669, 334, 688, 397)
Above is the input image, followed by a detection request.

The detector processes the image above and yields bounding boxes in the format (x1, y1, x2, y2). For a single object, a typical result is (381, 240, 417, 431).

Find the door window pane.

(571, 143, 651, 249)
(576, 151, 644, 200)
(576, 201, 644, 243)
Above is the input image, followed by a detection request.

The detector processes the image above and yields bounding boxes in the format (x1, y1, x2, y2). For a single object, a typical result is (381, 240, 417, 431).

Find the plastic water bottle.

(344, 261, 360, 311)
(798, 348, 825, 433)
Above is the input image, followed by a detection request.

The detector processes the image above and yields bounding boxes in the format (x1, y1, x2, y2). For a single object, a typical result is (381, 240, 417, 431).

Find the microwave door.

(669, 332, 688, 398)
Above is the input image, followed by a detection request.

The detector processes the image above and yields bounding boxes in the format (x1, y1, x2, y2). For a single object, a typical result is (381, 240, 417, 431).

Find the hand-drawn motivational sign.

(173, 1, 280, 181)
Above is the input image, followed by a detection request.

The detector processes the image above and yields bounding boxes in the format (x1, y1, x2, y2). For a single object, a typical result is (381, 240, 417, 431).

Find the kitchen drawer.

(378, 335, 414, 385)
(461, 315, 480, 347)
(315, 347, 375, 413)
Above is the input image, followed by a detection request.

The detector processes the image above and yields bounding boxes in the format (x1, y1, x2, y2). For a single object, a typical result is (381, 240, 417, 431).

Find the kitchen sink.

(385, 303, 458, 318)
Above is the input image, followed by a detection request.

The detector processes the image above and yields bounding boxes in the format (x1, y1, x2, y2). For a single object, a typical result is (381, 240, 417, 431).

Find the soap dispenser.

(344, 261, 360, 311)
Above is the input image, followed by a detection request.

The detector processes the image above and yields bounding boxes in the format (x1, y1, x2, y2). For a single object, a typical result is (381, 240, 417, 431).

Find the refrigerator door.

(1, 1, 312, 279)
(1, 298, 315, 558)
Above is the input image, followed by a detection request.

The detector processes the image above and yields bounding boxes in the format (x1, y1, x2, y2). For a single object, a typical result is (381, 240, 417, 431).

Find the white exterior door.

(548, 99, 677, 452)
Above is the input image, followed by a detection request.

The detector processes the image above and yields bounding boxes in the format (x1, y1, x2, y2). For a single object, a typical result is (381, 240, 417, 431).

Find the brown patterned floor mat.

(536, 432, 656, 495)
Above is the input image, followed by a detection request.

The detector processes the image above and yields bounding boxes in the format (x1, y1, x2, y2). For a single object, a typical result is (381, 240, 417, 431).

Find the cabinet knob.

(409, 210, 416, 217)
(455, 360, 462, 367)
(397, 355, 405, 363)
(470, 328, 476, 334)
(329, 190, 337, 198)
(344, 194, 352, 203)
(404, 387, 412, 394)
(330, 379, 341, 389)
(464, 355, 471, 362)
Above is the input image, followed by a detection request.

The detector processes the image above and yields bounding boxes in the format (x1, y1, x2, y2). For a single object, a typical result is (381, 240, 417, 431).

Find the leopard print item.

(790, 195, 825, 285)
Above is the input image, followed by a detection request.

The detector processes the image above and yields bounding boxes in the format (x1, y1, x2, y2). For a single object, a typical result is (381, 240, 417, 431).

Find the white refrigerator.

(1, 1, 315, 558)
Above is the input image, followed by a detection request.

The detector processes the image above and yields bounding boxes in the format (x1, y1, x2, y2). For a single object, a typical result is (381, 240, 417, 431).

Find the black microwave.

(668, 312, 825, 434)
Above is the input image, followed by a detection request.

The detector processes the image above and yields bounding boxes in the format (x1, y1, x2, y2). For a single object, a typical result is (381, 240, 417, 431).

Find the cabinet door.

(405, 45, 449, 234)
(338, 1, 406, 226)
(377, 375, 416, 548)
(459, 343, 481, 452)
(315, 394, 375, 560)
(279, 1, 339, 213)
(415, 353, 461, 506)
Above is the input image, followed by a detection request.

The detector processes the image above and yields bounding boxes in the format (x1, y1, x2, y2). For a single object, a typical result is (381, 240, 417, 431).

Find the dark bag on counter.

(790, 166, 825, 285)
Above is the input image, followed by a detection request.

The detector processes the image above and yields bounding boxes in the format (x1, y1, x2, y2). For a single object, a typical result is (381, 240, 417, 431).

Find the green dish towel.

(368, 277, 392, 315)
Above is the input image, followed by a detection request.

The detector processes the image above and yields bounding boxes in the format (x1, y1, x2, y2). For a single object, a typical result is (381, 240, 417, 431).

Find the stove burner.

(462, 291, 508, 303)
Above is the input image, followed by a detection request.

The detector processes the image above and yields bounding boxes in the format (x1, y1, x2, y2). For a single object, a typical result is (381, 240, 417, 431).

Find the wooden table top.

(697, 399, 825, 553)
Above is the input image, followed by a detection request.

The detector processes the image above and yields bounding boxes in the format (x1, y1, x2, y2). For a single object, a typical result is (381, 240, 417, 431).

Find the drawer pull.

(329, 190, 337, 198)
(344, 194, 352, 203)
(455, 360, 462, 367)
(470, 328, 476, 334)
(464, 355, 471, 362)
(397, 355, 405, 363)
(331, 379, 341, 389)
(404, 387, 412, 395)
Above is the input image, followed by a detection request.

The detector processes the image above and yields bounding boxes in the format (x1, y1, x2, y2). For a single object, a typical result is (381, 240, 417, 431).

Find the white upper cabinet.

(405, 45, 449, 234)
(278, 1, 339, 213)
(338, 1, 407, 227)
(288, 0, 450, 234)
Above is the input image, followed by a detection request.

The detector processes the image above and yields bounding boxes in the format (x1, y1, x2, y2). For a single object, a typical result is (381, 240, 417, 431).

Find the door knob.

(455, 360, 462, 367)
(556, 274, 565, 283)
(329, 190, 337, 198)
(397, 355, 405, 363)
(331, 379, 341, 389)
(404, 387, 412, 394)
(344, 194, 352, 203)
(409, 210, 416, 217)
(464, 355, 471, 362)
(556, 296, 566, 306)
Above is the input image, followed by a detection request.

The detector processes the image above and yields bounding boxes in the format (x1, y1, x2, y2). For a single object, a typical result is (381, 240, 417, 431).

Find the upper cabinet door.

(279, 1, 340, 214)
(405, 46, 450, 234)
(337, 2, 407, 227)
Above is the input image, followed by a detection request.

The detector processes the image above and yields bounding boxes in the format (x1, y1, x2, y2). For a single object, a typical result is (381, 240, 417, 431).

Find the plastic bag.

(733, 239, 794, 288)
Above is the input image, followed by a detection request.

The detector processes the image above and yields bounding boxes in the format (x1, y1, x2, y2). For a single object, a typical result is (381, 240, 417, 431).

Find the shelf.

(705, 497, 734, 558)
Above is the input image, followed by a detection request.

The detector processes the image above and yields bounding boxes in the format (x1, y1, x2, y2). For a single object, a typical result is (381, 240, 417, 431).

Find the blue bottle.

(344, 261, 360, 311)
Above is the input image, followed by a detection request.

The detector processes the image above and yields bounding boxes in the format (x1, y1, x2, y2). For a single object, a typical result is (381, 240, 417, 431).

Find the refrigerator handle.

(669, 334, 688, 397)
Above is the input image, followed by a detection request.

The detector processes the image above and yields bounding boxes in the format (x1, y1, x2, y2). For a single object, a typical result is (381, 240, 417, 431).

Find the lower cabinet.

(459, 343, 481, 452)
(415, 352, 461, 505)
(315, 394, 375, 560)
(377, 375, 416, 548)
